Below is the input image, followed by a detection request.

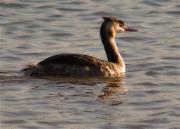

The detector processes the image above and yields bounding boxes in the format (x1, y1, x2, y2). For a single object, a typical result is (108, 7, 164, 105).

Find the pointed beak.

(123, 26, 138, 32)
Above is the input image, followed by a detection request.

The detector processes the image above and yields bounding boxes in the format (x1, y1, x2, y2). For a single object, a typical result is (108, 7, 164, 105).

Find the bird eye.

(119, 24, 122, 27)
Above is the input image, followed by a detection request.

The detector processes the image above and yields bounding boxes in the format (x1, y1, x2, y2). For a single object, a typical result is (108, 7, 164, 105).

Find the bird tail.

(22, 64, 40, 76)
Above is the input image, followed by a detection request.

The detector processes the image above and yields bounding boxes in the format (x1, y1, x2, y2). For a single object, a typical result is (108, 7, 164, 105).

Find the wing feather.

(38, 54, 102, 67)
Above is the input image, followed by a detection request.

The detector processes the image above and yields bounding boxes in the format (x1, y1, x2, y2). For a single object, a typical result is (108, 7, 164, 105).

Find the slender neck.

(100, 22, 125, 68)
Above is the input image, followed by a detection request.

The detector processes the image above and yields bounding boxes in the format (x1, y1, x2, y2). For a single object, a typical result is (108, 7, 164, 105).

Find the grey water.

(0, 0, 180, 129)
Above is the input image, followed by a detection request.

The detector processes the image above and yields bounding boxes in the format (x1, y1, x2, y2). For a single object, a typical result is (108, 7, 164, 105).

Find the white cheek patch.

(116, 25, 125, 32)
(119, 27, 125, 32)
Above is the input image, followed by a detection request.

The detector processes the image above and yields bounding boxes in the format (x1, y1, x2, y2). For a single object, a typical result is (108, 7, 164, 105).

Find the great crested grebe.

(23, 17, 137, 77)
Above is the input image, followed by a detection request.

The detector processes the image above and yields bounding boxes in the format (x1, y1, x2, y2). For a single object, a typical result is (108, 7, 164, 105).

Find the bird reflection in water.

(35, 76, 128, 105)
(98, 76, 128, 105)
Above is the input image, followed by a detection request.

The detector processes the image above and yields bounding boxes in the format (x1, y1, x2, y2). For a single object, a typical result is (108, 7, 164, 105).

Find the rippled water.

(0, 0, 180, 129)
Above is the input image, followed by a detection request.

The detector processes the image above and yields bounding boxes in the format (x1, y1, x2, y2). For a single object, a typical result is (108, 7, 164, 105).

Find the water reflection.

(98, 77, 128, 105)
(22, 75, 128, 105)
(31, 75, 128, 105)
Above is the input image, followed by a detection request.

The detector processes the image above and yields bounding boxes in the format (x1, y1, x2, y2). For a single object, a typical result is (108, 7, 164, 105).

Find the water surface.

(0, 0, 180, 129)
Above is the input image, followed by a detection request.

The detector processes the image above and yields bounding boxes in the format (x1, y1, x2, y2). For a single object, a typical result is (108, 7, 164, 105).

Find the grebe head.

(102, 16, 137, 37)
(100, 16, 137, 66)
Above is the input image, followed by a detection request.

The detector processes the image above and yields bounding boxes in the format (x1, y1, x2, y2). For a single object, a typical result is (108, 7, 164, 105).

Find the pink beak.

(124, 26, 138, 32)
